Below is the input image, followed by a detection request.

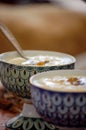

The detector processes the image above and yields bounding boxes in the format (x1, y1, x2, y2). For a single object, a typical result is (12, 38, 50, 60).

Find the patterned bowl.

(30, 70, 86, 128)
(0, 50, 75, 99)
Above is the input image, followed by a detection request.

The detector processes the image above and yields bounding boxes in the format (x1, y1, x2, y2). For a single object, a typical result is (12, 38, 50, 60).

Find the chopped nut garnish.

(37, 60, 49, 66)
(68, 77, 78, 82)
(67, 77, 80, 86)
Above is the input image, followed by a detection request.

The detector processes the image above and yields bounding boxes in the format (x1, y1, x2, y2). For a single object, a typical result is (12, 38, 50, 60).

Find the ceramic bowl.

(30, 70, 86, 128)
(0, 50, 75, 99)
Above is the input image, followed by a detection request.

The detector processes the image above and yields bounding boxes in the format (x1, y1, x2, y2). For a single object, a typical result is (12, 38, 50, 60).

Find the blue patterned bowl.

(30, 70, 86, 128)
(0, 50, 75, 99)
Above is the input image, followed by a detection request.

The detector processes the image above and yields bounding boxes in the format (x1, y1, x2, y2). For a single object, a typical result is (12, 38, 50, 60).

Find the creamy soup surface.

(7, 56, 72, 66)
(33, 76, 86, 92)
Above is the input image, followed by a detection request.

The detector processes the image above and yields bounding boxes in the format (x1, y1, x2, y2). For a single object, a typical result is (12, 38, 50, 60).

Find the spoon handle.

(0, 24, 27, 60)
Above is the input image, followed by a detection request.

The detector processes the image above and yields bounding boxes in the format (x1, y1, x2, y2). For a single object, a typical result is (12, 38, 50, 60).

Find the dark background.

(0, 0, 50, 4)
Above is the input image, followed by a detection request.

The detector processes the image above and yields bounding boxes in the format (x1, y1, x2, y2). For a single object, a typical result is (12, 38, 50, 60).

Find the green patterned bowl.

(0, 50, 76, 99)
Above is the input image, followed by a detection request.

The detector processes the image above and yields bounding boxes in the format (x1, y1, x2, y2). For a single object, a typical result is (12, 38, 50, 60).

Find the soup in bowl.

(0, 50, 75, 99)
(30, 70, 86, 128)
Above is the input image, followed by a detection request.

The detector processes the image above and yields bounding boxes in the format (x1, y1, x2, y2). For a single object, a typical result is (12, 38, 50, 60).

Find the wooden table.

(0, 82, 23, 130)
(0, 110, 15, 130)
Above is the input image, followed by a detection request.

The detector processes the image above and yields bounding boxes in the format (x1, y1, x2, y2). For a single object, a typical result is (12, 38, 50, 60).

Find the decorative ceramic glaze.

(30, 70, 86, 128)
(0, 50, 75, 99)
(6, 114, 59, 130)
(5, 103, 59, 130)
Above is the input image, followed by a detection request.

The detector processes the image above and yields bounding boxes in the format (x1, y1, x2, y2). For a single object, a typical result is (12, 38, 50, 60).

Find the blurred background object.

(82, 0, 86, 2)
(0, 0, 50, 4)
(0, 3, 86, 69)
(75, 52, 86, 69)
(52, 0, 86, 13)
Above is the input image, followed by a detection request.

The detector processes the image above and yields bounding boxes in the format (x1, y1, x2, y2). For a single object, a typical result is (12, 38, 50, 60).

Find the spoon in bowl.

(0, 24, 28, 60)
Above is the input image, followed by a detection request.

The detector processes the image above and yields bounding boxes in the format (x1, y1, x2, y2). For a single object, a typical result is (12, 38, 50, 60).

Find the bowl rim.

(0, 50, 76, 67)
(30, 69, 86, 93)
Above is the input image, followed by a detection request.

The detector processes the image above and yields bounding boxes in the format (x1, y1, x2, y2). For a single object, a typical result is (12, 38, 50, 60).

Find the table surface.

(0, 110, 15, 130)
(0, 82, 24, 130)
